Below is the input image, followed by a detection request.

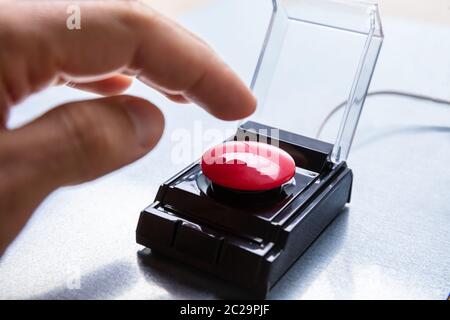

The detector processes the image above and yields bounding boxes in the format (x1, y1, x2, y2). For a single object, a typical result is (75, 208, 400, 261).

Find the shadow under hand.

(29, 261, 138, 300)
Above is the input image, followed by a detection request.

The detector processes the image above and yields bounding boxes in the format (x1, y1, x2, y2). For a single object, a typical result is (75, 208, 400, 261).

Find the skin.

(0, 1, 256, 255)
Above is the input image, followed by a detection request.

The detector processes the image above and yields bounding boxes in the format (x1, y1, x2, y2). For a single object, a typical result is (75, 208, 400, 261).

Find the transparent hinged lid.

(247, 0, 383, 163)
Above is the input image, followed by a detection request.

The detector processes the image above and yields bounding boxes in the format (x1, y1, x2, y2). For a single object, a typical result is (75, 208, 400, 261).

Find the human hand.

(0, 1, 256, 254)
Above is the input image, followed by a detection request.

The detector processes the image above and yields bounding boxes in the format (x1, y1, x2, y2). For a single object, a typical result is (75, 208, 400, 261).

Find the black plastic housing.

(136, 121, 353, 297)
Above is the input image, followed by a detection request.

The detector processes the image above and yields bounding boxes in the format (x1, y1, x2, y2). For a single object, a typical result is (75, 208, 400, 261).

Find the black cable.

(316, 90, 450, 139)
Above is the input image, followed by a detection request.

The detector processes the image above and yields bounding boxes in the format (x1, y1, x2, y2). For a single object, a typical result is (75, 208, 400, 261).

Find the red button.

(201, 141, 296, 191)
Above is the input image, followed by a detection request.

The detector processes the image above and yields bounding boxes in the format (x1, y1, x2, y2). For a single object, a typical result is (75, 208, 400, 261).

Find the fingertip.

(203, 83, 257, 121)
(223, 69, 258, 120)
(240, 91, 258, 119)
(212, 93, 256, 121)
(186, 60, 257, 121)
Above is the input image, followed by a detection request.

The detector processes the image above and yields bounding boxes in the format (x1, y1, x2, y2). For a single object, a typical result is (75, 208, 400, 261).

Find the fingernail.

(123, 97, 164, 149)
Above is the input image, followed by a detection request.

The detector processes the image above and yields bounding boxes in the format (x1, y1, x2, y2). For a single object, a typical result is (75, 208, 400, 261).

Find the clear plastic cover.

(248, 0, 383, 163)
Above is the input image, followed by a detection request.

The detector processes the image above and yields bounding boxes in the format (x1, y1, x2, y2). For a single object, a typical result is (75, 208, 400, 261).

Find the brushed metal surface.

(0, 1, 449, 299)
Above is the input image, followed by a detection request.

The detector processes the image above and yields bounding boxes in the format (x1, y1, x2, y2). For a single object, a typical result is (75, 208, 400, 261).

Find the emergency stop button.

(201, 141, 295, 191)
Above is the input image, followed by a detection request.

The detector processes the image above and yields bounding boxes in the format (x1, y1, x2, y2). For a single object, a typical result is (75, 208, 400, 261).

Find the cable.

(315, 90, 450, 139)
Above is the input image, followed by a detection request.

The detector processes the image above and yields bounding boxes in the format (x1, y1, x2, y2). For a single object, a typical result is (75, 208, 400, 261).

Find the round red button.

(201, 141, 296, 191)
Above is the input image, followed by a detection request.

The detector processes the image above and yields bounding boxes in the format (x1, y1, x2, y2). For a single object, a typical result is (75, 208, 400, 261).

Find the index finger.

(0, 0, 256, 120)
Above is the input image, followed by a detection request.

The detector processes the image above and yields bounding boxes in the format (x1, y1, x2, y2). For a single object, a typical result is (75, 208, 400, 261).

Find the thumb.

(0, 95, 164, 253)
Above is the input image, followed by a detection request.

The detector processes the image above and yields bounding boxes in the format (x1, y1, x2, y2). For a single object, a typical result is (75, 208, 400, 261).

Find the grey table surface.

(0, 0, 449, 299)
